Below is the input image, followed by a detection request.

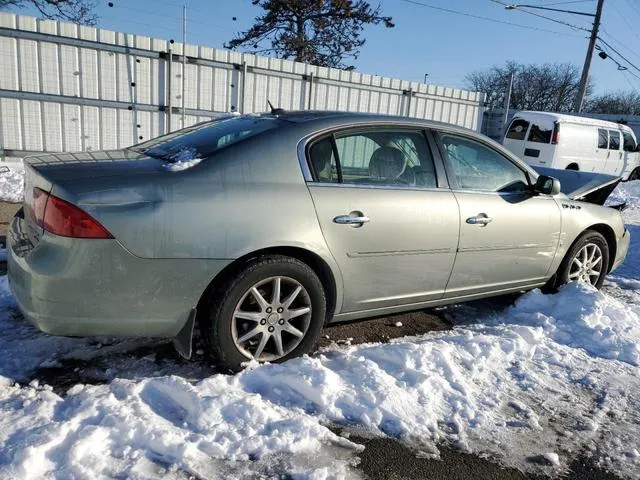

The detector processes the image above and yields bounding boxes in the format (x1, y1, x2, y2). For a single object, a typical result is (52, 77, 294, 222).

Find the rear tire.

(552, 230, 609, 291)
(204, 255, 326, 372)
(627, 167, 640, 181)
(566, 163, 579, 171)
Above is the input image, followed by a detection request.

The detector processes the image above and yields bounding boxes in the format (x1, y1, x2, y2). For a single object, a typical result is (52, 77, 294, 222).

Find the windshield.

(130, 115, 285, 162)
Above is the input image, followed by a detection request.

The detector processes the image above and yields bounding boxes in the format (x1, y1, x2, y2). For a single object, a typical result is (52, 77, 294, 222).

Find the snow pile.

(0, 376, 359, 479)
(2, 279, 640, 478)
(161, 147, 203, 172)
(0, 164, 24, 203)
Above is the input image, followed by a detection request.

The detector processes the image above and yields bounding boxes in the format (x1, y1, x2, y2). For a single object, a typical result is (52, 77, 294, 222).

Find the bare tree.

(465, 61, 592, 112)
(225, 0, 394, 70)
(0, 0, 97, 25)
(586, 91, 640, 115)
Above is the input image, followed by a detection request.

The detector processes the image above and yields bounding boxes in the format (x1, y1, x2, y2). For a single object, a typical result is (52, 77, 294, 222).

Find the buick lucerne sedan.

(8, 111, 630, 371)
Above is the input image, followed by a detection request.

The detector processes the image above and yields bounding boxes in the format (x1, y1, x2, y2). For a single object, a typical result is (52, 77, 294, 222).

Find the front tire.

(204, 255, 326, 372)
(555, 230, 609, 290)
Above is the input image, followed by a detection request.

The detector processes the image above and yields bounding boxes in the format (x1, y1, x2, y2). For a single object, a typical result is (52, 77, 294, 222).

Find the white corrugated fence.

(0, 12, 485, 162)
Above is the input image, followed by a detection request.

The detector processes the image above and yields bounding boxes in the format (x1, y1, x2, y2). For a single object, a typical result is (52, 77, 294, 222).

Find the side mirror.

(534, 175, 561, 195)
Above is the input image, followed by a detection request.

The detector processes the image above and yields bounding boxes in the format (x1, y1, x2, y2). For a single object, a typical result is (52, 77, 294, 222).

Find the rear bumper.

(611, 228, 630, 273)
(7, 216, 231, 338)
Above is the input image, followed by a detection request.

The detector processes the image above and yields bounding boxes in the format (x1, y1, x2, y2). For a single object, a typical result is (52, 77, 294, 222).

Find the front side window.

(623, 131, 637, 152)
(441, 134, 529, 192)
(609, 130, 621, 150)
(308, 129, 437, 188)
(598, 129, 608, 149)
(505, 118, 530, 140)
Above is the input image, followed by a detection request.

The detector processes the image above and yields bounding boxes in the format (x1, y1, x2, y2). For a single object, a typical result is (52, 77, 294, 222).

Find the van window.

(527, 123, 553, 144)
(609, 130, 620, 150)
(623, 131, 637, 152)
(598, 129, 608, 149)
(505, 119, 529, 140)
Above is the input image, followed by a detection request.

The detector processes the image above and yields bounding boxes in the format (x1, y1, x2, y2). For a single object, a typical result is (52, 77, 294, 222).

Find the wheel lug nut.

(277, 307, 283, 313)
(260, 319, 266, 325)
(266, 307, 272, 313)
(268, 326, 275, 332)
(279, 319, 284, 325)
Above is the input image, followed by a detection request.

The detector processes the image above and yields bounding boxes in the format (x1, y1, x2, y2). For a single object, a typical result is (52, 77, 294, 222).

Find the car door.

(305, 127, 460, 313)
(437, 132, 562, 297)
(605, 129, 623, 175)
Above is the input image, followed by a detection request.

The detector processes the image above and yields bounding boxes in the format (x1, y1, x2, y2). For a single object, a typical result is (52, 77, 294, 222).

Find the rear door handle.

(466, 215, 492, 226)
(333, 214, 370, 225)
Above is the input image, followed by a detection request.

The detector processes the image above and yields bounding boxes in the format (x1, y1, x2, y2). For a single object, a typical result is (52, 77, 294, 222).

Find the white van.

(503, 111, 640, 181)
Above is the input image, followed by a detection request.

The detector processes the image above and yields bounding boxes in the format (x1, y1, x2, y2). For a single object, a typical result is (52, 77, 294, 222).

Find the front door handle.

(333, 214, 370, 226)
(466, 214, 492, 226)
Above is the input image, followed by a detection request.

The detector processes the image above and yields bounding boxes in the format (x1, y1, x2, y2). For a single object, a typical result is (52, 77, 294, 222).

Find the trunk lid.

(533, 166, 622, 206)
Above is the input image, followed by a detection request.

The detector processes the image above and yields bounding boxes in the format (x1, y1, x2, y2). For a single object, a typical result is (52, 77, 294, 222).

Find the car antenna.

(267, 100, 285, 115)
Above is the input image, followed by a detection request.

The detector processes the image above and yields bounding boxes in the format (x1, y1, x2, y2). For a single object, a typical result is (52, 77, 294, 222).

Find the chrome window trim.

(306, 182, 450, 193)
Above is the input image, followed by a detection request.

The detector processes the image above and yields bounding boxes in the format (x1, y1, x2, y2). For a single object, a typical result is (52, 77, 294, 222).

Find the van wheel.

(204, 255, 326, 372)
(566, 163, 579, 171)
(628, 167, 640, 181)
(550, 230, 609, 291)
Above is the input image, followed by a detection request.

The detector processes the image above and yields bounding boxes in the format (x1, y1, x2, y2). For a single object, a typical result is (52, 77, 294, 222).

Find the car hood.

(533, 167, 622, 206)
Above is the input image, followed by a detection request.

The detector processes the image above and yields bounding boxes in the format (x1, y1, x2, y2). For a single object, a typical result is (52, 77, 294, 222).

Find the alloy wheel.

(568, 243, 603, 286)
(231, 276, 312, 361)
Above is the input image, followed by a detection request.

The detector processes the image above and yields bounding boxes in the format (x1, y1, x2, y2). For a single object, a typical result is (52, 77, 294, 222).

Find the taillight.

(32, 188, 113, 239)
(551, 122, 560, 144)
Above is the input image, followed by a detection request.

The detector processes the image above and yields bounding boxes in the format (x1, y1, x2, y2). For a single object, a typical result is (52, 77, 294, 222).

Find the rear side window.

(307, 129, 438, 188)
(609, 130, 621, 150)
(598, 129, 608, 149)
(505, 118, 529, 140)
(527, 122, 553, 144)
(623, 131, 637, 152)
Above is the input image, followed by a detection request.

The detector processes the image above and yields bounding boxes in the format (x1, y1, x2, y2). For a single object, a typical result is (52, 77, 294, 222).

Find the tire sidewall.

(208, 256, 326, 371)
(558, 231, 609, 289)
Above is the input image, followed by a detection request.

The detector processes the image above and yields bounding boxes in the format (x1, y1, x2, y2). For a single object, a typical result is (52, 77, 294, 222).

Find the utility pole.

(573, 0, 604, 112)
(182, 5, 187, 126)
(503, 72, 514, 135)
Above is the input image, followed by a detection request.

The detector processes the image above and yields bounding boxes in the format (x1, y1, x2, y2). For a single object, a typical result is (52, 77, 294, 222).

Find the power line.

(398, 0, 583, 36)
(487, 0, 591, 32)
(538, 1, 595, 6)
(597, 37, 640, 76)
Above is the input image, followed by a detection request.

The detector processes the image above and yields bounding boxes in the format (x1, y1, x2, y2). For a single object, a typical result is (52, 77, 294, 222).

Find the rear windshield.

(505, 118, 529, 140)
(131, 115, 284, 162)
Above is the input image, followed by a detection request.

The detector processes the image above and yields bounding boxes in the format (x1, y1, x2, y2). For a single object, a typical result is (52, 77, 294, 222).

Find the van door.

(605, 129, 623, 175)
(522, 118, 555, 167)
(503, 118, 530, 158)
(595, 128, 610, 173)
(621, 129, 639, 179)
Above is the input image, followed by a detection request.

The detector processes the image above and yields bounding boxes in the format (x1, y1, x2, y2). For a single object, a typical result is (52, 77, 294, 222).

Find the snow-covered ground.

(0, 177, 639, 479)
(0, 164, 24, 203)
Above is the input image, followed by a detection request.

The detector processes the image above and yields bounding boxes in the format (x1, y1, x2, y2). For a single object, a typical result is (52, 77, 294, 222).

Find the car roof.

(513, 110, 633, 132)
(254, 110, 477, 135)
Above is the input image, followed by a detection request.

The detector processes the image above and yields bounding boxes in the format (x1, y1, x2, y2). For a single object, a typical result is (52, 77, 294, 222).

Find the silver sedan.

(7, 111, 630, 371)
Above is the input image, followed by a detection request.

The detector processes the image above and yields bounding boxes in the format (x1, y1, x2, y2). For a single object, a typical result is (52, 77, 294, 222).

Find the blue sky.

(13, 0, 640, 95)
